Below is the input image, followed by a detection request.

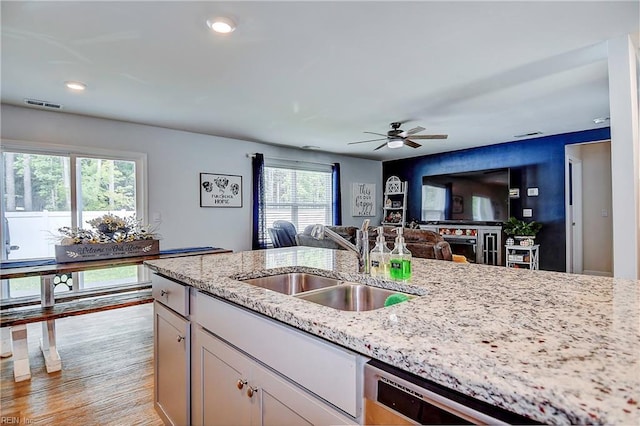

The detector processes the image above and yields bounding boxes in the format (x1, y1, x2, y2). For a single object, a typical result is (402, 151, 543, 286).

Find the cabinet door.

(255, 362, 357, 426)
(154, 301, 190, 426)
(193, 326, 256, 426)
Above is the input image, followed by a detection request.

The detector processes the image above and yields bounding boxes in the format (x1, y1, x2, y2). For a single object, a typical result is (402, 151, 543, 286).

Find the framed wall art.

(200, 173, 242, 208)
(351, 183, 375, 217)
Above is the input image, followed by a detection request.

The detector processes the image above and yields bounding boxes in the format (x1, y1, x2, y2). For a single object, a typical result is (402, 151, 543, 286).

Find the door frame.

(565, 148, 583, 274)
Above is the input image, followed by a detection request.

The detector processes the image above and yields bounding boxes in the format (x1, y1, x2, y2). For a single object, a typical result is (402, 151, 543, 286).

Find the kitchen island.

(145, 246, 639, 425)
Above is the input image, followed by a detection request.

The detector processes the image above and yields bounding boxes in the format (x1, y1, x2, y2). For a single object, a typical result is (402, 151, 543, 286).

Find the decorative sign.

(200, 173, 243, 208)
(352, 183, 375, 217)
(55, 240, 160, 263)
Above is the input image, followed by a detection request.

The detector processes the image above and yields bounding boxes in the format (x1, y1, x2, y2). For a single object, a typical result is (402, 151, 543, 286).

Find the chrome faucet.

(310, 220, 370, 274)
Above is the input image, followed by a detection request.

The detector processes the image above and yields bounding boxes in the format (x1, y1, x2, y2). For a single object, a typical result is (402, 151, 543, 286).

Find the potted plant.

(503, 216, 542, 246)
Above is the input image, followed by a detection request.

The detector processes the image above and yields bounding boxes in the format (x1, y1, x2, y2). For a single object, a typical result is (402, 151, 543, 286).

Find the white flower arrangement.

(57, 213, 159, 245)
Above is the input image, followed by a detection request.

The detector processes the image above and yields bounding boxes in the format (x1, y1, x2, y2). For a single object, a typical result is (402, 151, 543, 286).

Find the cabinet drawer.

(195, 292, 364, 418)
(152, 273, 189, 316)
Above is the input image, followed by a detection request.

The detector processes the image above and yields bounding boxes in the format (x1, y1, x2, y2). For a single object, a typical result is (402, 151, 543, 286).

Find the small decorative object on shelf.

(54, 213, 160, 263)
(505, 237, 515, 246)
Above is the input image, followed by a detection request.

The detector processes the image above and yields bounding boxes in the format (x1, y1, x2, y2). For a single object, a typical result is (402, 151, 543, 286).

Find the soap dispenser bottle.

(370, 227, 391, 278)
(390, 227, 412, 281)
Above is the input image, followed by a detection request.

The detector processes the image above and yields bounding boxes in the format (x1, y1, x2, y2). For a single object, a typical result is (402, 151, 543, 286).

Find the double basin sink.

(240, 272, 413, 312)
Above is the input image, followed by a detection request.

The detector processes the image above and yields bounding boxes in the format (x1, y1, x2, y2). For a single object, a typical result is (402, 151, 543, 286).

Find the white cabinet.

(505, 244, 539, 270)
(192, 292, 362, 426)
(193, 326, 355, 426)
(382, 176, 407, 227)
(153, 274, 191, 426)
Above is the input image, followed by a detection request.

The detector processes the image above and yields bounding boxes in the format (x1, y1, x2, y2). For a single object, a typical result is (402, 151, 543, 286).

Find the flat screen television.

(421, 168, 510, 222)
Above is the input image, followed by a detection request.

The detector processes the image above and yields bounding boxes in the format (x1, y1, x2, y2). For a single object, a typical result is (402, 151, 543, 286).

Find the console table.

(0, 247, 230, 381)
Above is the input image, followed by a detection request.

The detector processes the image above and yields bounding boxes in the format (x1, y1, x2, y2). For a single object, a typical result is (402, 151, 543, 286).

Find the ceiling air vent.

(514, 131, 542, 138)
(24, 98, 63, 109)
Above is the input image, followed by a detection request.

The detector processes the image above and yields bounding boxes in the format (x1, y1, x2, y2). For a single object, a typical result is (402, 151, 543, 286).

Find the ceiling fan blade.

(373, 142, 388, 151)
(400, 126, 426, 137)
(363, 131, 388, 137)
(404, 139, 422, 149)
(408, 134, 448, 140)
(348, 138, 387, 145)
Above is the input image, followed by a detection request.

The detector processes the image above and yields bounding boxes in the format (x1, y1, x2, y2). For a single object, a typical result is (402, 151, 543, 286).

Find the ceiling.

(2, 1, 638, 161)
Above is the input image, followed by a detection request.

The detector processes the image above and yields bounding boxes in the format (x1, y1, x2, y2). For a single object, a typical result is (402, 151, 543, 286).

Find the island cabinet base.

(152, 273, 192, 426)
(192, 291, 365, 426)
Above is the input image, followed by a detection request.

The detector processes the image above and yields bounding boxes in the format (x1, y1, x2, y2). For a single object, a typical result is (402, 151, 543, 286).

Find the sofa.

(296, 225, 453, 261)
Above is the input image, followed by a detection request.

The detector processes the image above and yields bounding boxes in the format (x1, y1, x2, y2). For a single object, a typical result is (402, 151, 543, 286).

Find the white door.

(565, 150, 583, 274)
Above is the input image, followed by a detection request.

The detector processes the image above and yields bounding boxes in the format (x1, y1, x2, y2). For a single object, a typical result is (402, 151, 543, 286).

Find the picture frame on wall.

(200, 173, 242, 208)
(351, 183, 375, 217)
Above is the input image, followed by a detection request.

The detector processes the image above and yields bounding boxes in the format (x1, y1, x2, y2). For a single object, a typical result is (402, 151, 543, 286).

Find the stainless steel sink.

(241, 273, 340, 295)
(296, 284, 412, 312)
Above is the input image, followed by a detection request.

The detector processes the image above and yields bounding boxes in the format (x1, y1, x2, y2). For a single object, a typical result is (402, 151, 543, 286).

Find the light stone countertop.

(145, 246, 640, 425)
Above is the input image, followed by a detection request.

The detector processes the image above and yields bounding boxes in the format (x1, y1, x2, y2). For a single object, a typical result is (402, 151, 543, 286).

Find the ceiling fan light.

(387, 138, 404, 149)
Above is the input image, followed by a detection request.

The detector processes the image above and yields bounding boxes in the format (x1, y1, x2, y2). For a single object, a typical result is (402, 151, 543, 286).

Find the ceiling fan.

(348, 122, 448, 150)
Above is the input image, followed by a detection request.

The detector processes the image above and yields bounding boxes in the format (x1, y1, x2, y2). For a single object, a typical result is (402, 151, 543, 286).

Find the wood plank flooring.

(0, 304, 163, 425)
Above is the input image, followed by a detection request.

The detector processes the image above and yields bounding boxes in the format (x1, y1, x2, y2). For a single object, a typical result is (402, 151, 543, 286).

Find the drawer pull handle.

(177, 335, 185, 343)
(236, 379, 247, 390)
(160, 289, 168, 296)
(247, 386, 258, 398)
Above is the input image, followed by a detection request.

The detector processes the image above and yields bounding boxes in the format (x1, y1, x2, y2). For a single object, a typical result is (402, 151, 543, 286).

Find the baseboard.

(582, 270, 613, 277)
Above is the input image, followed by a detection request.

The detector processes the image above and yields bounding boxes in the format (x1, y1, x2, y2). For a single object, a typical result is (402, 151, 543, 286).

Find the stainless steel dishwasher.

(364, 360, 539, 425)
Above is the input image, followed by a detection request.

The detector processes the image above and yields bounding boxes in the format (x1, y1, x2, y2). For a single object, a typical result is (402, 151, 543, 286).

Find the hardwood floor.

(0, 304, 163, 425)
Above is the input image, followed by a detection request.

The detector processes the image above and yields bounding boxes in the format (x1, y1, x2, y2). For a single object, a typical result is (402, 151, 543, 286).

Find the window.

(472, 195, 495, 221)
(421, 184, 447, 221)
(264, 160, 333, 241)
(1, 141, 147, 299)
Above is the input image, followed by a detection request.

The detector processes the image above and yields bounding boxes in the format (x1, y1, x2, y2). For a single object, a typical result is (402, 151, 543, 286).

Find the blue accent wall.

(383, 128, 611, 271)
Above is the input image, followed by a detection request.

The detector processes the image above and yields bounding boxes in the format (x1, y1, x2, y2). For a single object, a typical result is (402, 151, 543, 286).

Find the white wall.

(581, 142, 613, 276)
(1, 104, 382, 252)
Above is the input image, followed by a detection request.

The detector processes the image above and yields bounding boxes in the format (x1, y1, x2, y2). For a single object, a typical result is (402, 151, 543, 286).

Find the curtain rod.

(246, 153, 335, 167)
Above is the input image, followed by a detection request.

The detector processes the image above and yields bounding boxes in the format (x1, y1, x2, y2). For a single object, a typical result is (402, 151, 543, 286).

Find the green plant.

(503, 216, 542, 237)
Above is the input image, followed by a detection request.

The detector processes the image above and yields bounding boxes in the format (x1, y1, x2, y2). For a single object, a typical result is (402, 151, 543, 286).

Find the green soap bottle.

(389, 227, 412, 281)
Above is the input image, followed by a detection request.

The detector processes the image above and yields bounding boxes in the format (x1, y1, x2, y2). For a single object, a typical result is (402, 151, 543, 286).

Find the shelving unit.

(382, 176, 407, 227)
(505, 244, 539, 270)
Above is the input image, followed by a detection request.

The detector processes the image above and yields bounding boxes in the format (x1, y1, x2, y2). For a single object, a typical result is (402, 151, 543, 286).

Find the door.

(194, 326, 256, 426)
(255, 362, 356, 426)
(154, 302, 190, 426)
(193, 326, 356, 426)
(565, 150, 583, 274)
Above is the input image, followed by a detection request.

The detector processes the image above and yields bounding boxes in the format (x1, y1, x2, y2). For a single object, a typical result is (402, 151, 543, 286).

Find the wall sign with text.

(200, 173, 242, 207)
(351, 183, 375, 217)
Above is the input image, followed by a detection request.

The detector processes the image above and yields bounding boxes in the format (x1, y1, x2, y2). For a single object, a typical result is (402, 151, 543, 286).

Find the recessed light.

(301, 145, 321, 150)
(593, 117, 610, 124)
(206, 17, 236, 34)
(65, 81, 87, 91)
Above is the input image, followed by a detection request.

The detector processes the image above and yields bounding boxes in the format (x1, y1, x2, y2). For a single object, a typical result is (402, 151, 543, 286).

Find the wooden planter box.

(55, 240, 160, 263)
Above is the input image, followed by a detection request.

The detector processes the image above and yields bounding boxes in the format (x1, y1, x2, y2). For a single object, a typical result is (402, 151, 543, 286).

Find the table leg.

(11, 324, 30, 382)
(1, 327, 12, 357)
(41, 274, 55, 307)
(40, 274, 61, 373)
(40, 320, 61, 373)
